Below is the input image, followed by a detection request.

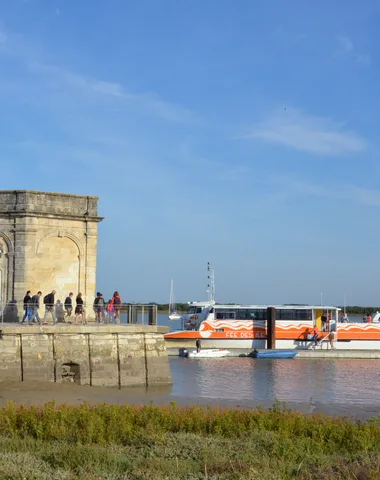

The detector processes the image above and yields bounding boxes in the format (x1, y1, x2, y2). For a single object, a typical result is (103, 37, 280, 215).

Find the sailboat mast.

(169, 279, 174, 315)
(344, 291, 347, 316)
(207, 262, 215, 305)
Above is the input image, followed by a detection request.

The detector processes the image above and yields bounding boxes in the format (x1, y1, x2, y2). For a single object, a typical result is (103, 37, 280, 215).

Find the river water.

(1, 313, 379, 418)
(162, 313, 380, 418)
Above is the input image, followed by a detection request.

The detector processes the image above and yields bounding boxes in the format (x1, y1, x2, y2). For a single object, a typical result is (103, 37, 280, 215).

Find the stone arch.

(33, 232, 83, 301)
(36, 231, 84, 256)
(61, 362, 81, 384)
(0, 231, 13, 307)
(0, 231, 14, 254)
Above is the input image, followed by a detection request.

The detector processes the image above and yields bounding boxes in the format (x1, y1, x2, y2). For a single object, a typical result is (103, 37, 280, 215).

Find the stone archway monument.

(0, 191, 103, 318)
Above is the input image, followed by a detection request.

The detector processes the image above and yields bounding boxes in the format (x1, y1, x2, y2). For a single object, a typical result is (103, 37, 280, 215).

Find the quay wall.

(0, 325, 172, 387)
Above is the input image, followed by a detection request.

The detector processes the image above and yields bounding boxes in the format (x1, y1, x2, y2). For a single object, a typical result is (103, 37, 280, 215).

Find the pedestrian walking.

(93, 292, 105, 323)
(21, 290, 32, 323)
(64, 292, 73, 321)
(29, 291, 42, 324)
(111, 291, 122, 324)
(106, 299, 114, 323)
(43, 290, 57, 324)
(75, 293, 86, 325)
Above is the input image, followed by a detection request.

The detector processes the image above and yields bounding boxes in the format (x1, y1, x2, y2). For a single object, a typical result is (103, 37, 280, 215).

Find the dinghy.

(179, 348, 230, 358)
(251, 349, 298, 359)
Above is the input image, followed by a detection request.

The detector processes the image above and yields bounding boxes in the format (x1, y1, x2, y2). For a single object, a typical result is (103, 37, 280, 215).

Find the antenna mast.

(207, 262, 215, 305)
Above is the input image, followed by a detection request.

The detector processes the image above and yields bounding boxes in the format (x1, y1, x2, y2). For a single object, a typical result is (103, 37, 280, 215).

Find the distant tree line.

(338, 306, 380, 315)
(154, 303, 189, 313)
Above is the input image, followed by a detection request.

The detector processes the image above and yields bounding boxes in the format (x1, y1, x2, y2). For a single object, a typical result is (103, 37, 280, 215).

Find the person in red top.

(312, 326, 320, 346)
(111, 291, 122, 324)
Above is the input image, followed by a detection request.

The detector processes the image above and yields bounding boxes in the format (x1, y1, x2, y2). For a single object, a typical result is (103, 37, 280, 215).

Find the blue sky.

(0, 0, 379, 305)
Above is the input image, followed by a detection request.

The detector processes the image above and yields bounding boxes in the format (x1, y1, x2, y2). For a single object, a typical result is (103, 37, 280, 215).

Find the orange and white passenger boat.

(164, 264, 380, 350)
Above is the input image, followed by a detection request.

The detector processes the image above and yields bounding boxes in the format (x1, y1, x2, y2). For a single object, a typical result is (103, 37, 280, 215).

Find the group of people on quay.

(20, 290, 123, 325)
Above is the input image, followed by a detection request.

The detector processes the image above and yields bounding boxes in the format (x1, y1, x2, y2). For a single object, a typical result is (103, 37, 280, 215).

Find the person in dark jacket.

(29, 291, 42, 324)
(21, 290, 32, 323)
(43, 290, 56, 324)
(64, 292, 73, 320)
(93, 292, 105, 323)
(75, 292, 86, 325)
(195, 338, 201, 353)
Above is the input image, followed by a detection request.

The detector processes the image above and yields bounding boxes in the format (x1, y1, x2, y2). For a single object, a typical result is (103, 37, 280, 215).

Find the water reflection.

(170, 358, 380, 406)
(123, 314, 380, 409)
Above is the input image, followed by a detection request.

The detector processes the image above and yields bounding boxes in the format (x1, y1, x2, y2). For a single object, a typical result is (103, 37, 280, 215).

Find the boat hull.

(167, 337, 266, 349)
(252, 350, 298, 359)
(166, 335, 380, 350)
(179, 348, 230, 358)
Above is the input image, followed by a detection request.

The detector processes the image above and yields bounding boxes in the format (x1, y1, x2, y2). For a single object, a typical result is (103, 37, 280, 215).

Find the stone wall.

(0, 190, 103, 319)
(0, 325, 172, 387)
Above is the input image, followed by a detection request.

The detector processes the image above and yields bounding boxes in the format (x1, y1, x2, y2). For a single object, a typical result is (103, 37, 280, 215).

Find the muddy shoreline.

(0, 380, 379, 420)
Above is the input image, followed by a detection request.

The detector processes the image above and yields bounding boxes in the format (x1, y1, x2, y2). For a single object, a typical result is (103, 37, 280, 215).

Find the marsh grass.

(0, 401, 379, 478)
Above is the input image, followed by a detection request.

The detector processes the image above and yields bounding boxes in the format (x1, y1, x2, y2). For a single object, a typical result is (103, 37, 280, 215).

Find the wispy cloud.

(337, 35, 353, 53)
(32, 62, 197, 124)
(0, 26, 198, 125)
(244, 108, 367, 156)
(335, 35, 370, 65)
(272, 176, 380, 208)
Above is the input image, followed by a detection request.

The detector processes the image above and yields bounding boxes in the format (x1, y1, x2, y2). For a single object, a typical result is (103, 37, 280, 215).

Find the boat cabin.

(182, 302, 340, 332)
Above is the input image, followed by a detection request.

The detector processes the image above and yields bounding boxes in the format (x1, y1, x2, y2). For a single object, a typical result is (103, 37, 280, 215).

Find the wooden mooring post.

(266, 307, 276, 349)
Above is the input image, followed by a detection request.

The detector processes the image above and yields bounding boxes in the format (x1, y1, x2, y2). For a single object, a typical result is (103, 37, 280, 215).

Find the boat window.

(188, 306, 197, 314)
(249, 309, 267, 320)
(235, 309, 259, 320)
(196, 307, 203, 314)
(295, 309, 312, 321)
(235, 309, 249, 320)
(276, 309, 312, 321)
(215, 310, 236, 320)
(214, 309, 267, 320)
(277, 309, 295, 320)
(212, 308, 312, 321)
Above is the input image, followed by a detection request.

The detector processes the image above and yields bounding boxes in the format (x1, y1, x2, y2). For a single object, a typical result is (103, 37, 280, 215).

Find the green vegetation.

(156, 302, 189, 313)
(340, 306, 380, 316)
(1, 401, 380, 478)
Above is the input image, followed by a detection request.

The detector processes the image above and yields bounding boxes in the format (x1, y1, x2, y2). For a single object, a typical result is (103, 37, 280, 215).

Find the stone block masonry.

(0, 190, 103, 319)
(0, 325, 172, 387)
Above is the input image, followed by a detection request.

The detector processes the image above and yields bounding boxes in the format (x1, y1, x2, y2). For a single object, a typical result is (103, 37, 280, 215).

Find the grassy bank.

(1, 401, 380, 479)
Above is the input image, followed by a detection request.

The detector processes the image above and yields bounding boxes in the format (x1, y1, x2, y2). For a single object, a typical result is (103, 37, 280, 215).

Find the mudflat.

(0, 380, 380, 420)
(0, 380, 172, 406)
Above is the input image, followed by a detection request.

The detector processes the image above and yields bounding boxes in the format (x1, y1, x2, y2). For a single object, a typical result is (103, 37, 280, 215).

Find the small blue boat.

(251, 349, 298, 359)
